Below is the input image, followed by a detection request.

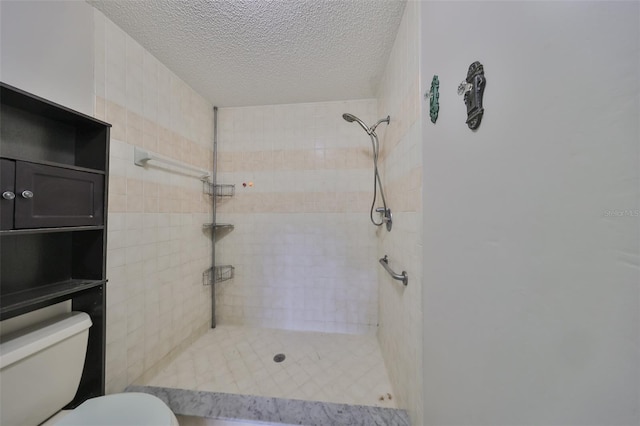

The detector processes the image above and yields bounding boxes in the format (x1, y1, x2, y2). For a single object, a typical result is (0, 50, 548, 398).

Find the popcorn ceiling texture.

(88, 0, 406, 107)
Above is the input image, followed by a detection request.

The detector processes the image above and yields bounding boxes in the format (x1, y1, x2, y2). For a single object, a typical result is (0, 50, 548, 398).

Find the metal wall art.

(425, 75, 439, 124)
(458, 61, 486, 130)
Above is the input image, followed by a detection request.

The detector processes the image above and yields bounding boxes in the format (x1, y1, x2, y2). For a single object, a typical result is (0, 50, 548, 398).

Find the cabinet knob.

(21, 190, 34, 199)
(2, 191, 15, 200)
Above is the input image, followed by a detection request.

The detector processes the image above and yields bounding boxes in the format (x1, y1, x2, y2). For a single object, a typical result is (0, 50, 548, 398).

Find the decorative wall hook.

(457, 81, 472, 96)
(424, 75, 440, 123)
(458, 61, 486, 130)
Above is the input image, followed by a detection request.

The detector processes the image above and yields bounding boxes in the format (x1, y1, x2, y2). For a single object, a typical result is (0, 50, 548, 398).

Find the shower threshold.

(126, 385, 410, 426)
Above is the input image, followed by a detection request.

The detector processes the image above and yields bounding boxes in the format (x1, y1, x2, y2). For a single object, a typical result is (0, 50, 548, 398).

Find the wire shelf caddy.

(202, 265, 235, 286)
(203, 182, 235, 197)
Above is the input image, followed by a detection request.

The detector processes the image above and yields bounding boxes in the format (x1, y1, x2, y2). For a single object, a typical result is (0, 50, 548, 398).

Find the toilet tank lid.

(55, 393, 177, 426)
(0, 312, 92, 369)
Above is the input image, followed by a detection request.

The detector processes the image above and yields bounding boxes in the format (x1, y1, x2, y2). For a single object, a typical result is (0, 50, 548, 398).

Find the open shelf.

(0, 83, 110, 171)
(0, 155, 107, 175)
(0, 279, 106, 320)
(0, 225, 104, 236)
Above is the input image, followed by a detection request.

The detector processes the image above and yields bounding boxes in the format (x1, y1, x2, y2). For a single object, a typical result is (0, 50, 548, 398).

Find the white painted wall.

(421, 1, 639, 425)
(0, 1, 94, 115)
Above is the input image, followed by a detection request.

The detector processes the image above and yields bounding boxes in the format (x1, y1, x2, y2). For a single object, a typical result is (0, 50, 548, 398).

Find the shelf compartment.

(203, 182, 235, 197)
(202, 265, 235, 286)
(0, 83, 110, 171)
(1, 231, 104, 297)
(0, 279, 106, 320)
(0, 156, 107, 175)
(0, 225, 104, 236)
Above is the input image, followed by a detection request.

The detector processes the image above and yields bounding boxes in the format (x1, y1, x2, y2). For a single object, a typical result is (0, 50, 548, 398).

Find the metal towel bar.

(134, 147, 210, 180)
(379, 255, 408, 286)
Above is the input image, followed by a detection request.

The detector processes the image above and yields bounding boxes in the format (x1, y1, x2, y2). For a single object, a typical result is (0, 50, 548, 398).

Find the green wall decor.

(429, 75, 440, 124)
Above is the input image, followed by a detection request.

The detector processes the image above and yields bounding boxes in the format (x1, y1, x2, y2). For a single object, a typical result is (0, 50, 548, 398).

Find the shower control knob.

(21, 190, 34, 199)
(2, 191, 15, 200)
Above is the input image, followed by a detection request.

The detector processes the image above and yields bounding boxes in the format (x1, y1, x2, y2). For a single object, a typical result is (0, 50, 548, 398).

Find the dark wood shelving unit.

(0, 155, 107, 175)
(0, 225, 105, 236)
(0, 82, 111, 407)
(0, 279, 106, 319)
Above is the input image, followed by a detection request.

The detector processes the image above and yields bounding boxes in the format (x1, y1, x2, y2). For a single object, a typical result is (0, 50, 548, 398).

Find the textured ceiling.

(89, 0, 406, 107)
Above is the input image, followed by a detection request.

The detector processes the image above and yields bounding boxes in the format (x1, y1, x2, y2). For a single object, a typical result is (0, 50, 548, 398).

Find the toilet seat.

(53, 393, 179, 426)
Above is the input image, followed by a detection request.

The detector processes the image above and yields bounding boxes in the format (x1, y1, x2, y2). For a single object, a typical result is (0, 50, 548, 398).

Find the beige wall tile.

(215, 99, 379, 333)
(98, 12, 213, 395)
(106, 100, 126, 141)
(375, 2, 424, 424)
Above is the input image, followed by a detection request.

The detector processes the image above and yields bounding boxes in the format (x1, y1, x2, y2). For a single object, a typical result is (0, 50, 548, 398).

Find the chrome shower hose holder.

(376, 207, 393, 231)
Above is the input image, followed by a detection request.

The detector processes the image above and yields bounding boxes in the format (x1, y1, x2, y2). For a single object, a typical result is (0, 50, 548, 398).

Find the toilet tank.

(0, 312, 92, 426)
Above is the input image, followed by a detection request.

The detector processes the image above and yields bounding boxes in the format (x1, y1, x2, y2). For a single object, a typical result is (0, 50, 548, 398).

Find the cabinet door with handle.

(1, 159, 16, 230)
(14, 162, 104, 228)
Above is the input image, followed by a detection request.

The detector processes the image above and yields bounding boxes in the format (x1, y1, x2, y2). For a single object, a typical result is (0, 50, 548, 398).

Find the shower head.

(342, 113, 357, 122)
(342, 113, 371, 134)
(342, 113, 390, 135)
(342, 112, 393, 231)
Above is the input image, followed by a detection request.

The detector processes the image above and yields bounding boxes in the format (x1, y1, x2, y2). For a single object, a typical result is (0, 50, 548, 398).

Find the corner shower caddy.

(203, 182, 235, 197)
(201, 107, 234, 328)
(132, 108, 232, 328)
(202, 181, 235, 287)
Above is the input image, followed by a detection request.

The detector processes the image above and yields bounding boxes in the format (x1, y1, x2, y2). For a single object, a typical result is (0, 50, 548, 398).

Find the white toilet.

(0, 311, 179, 426)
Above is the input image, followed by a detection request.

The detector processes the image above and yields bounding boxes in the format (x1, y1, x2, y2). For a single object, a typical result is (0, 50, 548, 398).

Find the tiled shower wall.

(215, 100, 380, 334)
(93, 10, 214, 393)
(375, 1, 424, 424)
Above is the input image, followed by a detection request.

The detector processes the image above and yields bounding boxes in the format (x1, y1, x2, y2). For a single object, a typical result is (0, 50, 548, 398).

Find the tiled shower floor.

(145, 325, 397, 408)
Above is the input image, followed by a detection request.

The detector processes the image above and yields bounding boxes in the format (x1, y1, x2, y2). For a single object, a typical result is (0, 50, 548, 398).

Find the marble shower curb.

(126, 385, 411, 426)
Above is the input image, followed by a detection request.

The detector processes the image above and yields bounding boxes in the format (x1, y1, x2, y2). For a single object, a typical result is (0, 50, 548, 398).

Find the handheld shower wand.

(342, 113, 392, 231)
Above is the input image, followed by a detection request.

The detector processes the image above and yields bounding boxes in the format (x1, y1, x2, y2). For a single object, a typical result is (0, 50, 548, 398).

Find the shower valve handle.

(375, 207, 393, 228)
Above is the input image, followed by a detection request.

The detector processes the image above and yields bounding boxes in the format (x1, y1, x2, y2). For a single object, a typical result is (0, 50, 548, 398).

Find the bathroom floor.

(145, 325, 396, 408)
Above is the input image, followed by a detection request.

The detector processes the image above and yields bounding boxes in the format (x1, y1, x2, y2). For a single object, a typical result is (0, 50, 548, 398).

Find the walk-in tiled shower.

(95, 1, 423, 423)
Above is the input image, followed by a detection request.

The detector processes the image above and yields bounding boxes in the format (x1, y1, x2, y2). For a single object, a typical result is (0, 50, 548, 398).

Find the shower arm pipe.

(370, 115, 391, 134)
(379, 255, 408, 286)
